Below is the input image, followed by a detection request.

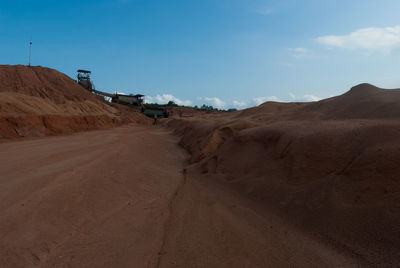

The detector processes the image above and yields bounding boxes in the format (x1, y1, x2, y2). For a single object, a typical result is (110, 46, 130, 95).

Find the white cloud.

(252, 96, 280, 105)
(201, 97, 226, 108)
(267, 96, 279, 101)
(232, 100, 247, 107)
(288, 93, 321, 102)
(289, 47, 311, 58)
(253, 97, 267, 104)
(141, 92, 322, 109)
(145, 94, 192, 106)
(317, 25, 400, 54)
(302, 94, 321, 102)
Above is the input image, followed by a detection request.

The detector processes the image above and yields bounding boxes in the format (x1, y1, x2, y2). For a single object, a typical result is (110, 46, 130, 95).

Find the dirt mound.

(236, 101, 304, 120)
(0, 65, 117, 116)
(166, 83, 400, 266)
(109, 103, 152, 125)
(0, 65, 100, 103)
(0, 65, 150, 139)
(232, 83, 400, 122)
(303, 83, 400, 119)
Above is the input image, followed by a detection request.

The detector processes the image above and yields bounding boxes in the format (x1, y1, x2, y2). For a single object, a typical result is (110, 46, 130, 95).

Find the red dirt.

(0, 126, 188, 267)
(166, 83, 400, 266)
(0, 125, 358, 267)
(0, 65, 150, 139)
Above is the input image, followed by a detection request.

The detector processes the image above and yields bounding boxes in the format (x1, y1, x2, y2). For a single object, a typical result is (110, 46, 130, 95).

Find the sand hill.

(233, 83, 400, 122)
(0, 65, 149, 139)
(304, 83, 400, 119)
(167, 84, 400, 266)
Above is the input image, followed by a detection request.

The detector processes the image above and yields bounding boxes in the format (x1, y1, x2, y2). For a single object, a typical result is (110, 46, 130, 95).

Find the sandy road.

(0, 125, 358, 268)
(0, 125, 187, 267)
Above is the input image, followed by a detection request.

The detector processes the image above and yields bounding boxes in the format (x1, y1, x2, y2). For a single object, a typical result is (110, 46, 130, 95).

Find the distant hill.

(233, 83, 400, 121)
(304, 83, 400, 119)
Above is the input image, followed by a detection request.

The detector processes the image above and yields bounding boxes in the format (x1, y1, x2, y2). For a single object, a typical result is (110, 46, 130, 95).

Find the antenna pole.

(28, 39, 32, 66)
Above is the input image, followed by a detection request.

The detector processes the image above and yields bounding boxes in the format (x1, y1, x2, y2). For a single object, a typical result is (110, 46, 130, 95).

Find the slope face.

(0, 65, 117, 116)
(0, 65, 97, 103)
(0, 65, 127, 139)
(166, 83, 400, 265)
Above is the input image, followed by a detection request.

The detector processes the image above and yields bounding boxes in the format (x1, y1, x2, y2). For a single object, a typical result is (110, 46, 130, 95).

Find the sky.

(1, 0, 400, 109)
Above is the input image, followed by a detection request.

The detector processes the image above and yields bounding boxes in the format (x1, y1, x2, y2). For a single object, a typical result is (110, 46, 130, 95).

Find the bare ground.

(158, 171, 358, 268)
(0, 125, 186, 267)
(0, 125, 358, 267)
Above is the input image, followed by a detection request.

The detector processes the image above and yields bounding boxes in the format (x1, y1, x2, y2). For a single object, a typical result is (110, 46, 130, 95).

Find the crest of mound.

(303, 83, 400, 119)
(0, 65, 103, 104)
(0, 65, 118, 116)
(235, 102, 305, 121)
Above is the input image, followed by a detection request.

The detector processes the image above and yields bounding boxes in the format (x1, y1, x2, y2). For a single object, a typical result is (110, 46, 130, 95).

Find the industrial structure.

(76, 69, 144, 107)
(112, 93, 144, 106)
(77, 70, 93, 90)
(76, 69, 167, 118)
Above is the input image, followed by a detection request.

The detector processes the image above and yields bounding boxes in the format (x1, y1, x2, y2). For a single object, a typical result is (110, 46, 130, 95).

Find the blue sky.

(1, 0, 400, 108)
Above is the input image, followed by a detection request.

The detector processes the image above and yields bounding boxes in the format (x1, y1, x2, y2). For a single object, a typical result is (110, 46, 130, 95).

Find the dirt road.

(0, 125, 187, 267)
(0, 125, 358, 267)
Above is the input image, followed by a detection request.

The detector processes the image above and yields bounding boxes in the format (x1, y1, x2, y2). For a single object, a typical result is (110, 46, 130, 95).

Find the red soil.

(0, 65, 150, 139)
(0, 126, 188, 267)
(166, 83, 400, 266)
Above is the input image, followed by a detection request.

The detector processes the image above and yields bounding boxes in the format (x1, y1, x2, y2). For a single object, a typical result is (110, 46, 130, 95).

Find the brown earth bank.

(165, 83, 400, 267)
(0, 115, 119, 139)
(0, 65, 150, 139)
(0, 125, 359, 268)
